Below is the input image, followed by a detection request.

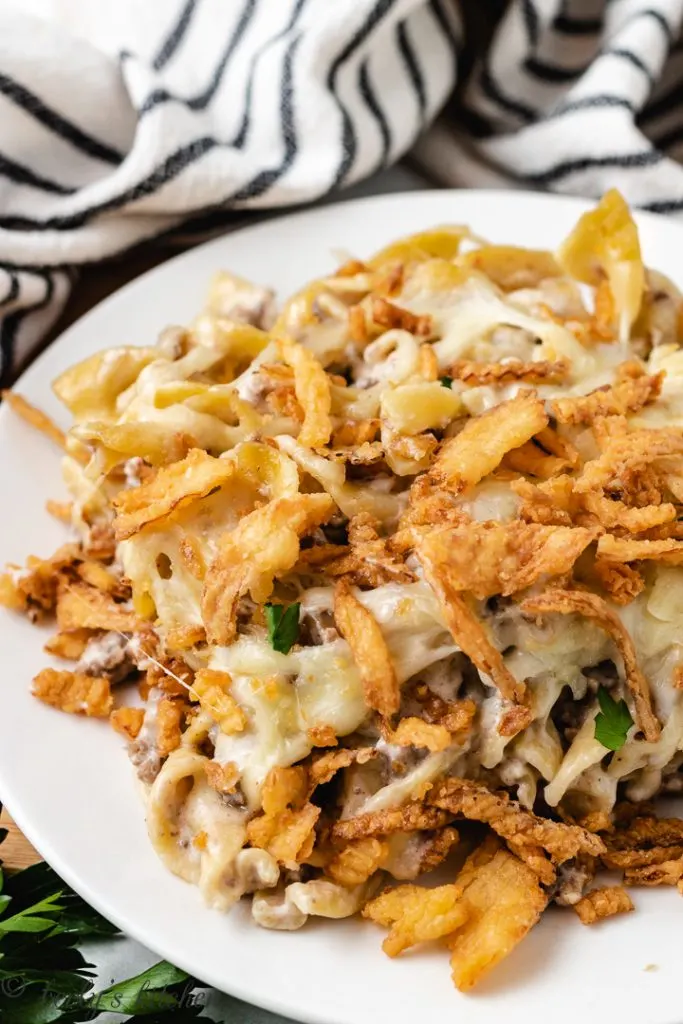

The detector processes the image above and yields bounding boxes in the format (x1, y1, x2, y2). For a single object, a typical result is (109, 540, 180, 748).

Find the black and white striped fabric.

(6, 0, 683, 385)
(416, 1, 683, 199)
(0, 0, 459, 383)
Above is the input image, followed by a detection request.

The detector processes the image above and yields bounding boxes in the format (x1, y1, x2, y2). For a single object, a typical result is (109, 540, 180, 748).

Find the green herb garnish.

(0, 819, 219, 1022)
(265, 602, 301, 653)
(440, 375, 453, 388)
(594, 686, 633, 751)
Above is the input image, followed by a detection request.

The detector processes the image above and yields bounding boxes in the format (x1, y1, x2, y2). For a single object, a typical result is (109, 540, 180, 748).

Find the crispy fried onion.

(416, 520, 596, 600)
(521, 589, 660, 743)
(387, 717, 453, 752)
(417, 543, 524, 703)
(429, 778, 605, 879)
(591, 558, 645, 605)
(602, 814, 683, 874)
(110, 706, 145, 740)
(191, 668, 247, 735)
(277, 335, 332, 447)
(573, 886, 633, 924)
(449, 359, 569, 387)
(327, 838, 388, 888)
(516, 471, 675, 535)
(302, 513, 415, 587)
(308, 747, 376, 790)
(551, 363, 662, 425)
(430, 391, 548, 494)
(503, 441, 569, 480)
(362, 882, 469, 957)
(2, 390, 67, 449)
(157, 696, 185, 756)
(112, 448, 234, 540)
(56, 579, 141, 632)
(573, 426, 683, 532)
(596, 533, 683, 564)
(333, 578, 400, 716)
(45, 628, 94, 660)
(202, 493, 333, 644)
(331, 802, 453, 843)
(247, 766, 320, 869)
(0, 543, 82, 619)
(446, 837, 548, 992)
(371, 297, 432, 338)
(33, 667, 112, 717)
(623, 857, 683, 886)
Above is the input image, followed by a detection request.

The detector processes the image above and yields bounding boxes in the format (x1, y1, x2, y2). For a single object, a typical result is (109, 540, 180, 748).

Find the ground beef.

(76, 631, 137, 684)
(299, 608, 339, 646)
(129, 735, 162, 784)
(552, 857, 595, 906)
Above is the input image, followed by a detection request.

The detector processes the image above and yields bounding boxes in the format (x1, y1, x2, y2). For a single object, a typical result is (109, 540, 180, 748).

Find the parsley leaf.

(594, 686, 633, 751)
(0, 826, 220, 1023)
(88, 962, 189, 1014)
(440, 376, 453, 388)
(0, 892, 65, 934)
(265, 602, 300, 654)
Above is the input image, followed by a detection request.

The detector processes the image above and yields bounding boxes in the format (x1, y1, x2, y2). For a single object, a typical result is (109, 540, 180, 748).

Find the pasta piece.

(458, 245, 561, 290)
(557, 189, 645, 340)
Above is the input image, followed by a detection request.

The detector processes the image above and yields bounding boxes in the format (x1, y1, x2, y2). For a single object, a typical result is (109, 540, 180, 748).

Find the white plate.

(1, 190, 682, 1024)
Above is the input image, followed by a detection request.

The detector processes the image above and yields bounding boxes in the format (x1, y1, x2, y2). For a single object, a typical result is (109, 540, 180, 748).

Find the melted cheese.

(210, 581, 456, 808)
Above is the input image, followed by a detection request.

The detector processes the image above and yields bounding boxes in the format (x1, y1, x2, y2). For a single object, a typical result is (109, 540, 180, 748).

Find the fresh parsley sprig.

(594, 685, 633, 752)
(265, 602, 301, 654)
(0, 822, 220, 1023)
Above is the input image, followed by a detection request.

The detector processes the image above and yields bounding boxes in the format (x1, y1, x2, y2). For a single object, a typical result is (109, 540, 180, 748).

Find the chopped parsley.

(594, 685, 633, 752)
(440, 375, 453, 388)
(265, 602, 301, 654)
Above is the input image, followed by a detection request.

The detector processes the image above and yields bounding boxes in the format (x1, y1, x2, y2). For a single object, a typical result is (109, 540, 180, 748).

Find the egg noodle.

(5, 191, 683, 991)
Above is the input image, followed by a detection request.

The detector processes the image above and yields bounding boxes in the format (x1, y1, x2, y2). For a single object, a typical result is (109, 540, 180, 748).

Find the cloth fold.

(4, 0, 683, 382)
(0, 0, 459, 381)
(414, 0, 683, 201)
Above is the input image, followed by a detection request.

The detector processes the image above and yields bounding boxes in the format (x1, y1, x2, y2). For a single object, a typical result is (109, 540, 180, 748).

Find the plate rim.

(2, 186, 680, 1024)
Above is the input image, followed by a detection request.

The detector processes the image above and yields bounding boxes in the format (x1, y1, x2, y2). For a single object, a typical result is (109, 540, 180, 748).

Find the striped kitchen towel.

(414, 0, 683, 199)
(4, 0, 683, 383)
(0, 0, 459, 383)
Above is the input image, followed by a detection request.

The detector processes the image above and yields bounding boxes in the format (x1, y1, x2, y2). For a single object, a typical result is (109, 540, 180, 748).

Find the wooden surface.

(1, 807, 40, 869)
